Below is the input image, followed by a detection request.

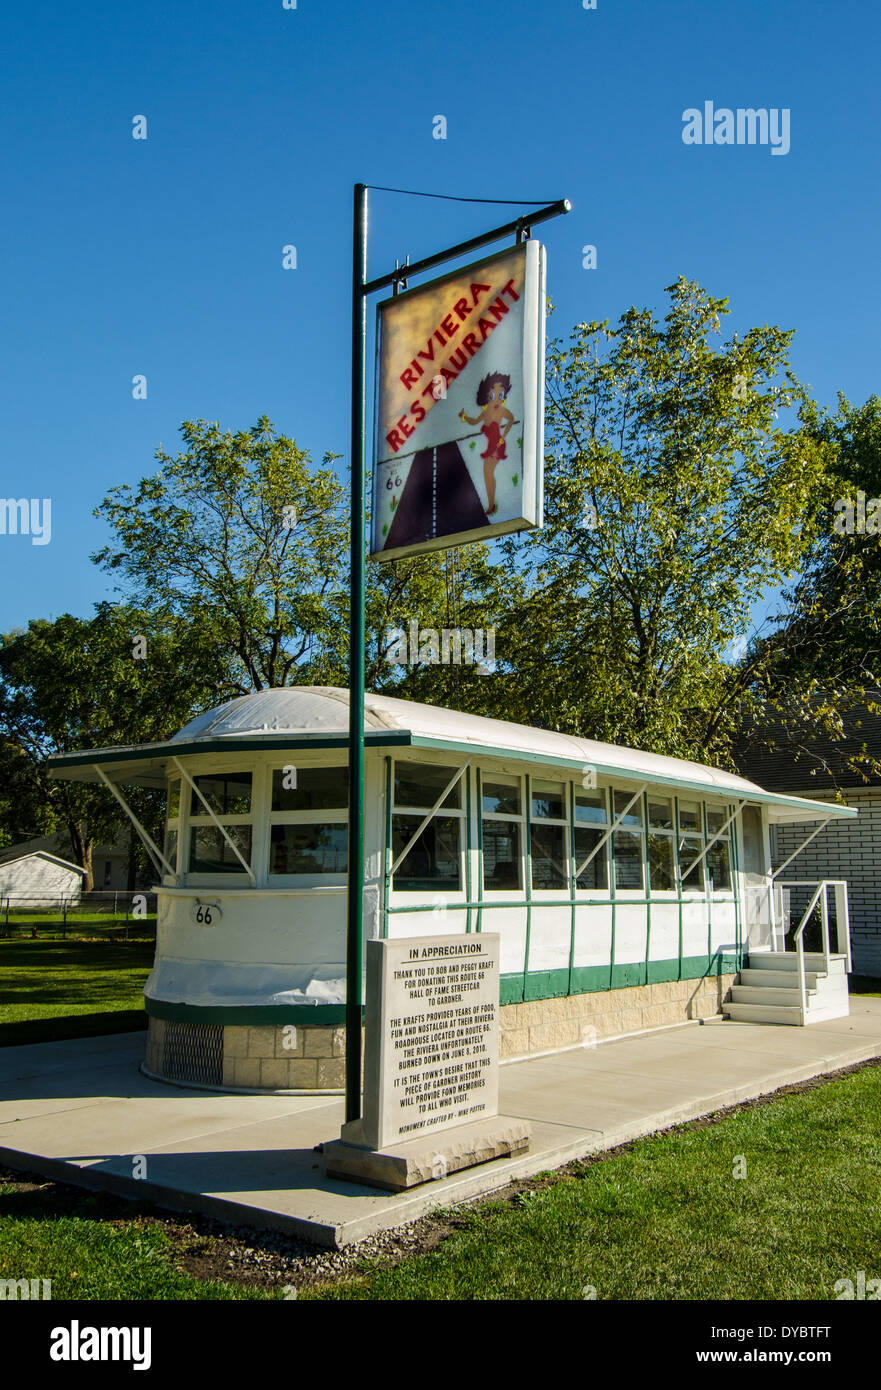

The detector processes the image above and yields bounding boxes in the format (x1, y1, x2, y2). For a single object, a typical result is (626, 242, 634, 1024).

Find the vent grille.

(162, 1021, 224, 1086)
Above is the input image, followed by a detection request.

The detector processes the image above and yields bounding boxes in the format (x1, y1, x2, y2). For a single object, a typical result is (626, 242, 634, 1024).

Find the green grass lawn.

(0, 912, 156, 933)
(311, 1062, 881, 1301)
(0, 1192, 264, 1300)
(1, 1063, 878, 1300)
(0, 935, 154, 1045)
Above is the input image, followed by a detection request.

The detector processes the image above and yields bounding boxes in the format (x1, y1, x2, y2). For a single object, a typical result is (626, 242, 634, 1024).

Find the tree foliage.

(494, 277, 832, 762)
(738, 394, 881, 783)
(0, 604, 218, 886)
(93, 417, 350, 693)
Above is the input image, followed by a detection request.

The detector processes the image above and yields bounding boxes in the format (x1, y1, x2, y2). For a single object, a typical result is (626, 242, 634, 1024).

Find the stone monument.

(324, 933, 530, 1190)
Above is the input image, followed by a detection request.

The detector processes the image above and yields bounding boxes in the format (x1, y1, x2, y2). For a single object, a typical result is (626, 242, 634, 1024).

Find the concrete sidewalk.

(2, 1000, 880, 1248)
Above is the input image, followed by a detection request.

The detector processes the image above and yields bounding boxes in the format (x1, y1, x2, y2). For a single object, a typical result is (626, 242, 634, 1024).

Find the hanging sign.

(371, 240, 546, 561)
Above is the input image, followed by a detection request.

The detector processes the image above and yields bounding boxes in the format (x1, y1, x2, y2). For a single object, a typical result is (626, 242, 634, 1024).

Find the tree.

(738, 394, 881, 782)
(0, 604, 220, 887)
(366, 543, 517, 709)
(93, 417, 350, 692)
(93, 412, 516, 710)
(496, 277, 832, 762)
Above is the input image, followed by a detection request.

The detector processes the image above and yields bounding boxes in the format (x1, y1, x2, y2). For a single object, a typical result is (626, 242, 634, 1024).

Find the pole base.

(323, 1115, 531, 1191)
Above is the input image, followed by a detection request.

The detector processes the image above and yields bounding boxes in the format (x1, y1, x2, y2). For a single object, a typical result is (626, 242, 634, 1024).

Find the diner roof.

(46, 686, 856, 823)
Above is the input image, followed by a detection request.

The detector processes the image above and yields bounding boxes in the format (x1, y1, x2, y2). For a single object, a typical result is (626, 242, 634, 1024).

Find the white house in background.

(46, 686, 857, 1094)
(0, 850, 85, 907)
(0, 833, 148, 892)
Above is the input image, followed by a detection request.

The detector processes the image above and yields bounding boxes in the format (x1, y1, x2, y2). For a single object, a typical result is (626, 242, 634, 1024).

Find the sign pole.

(344, 185, 569, 1127)
(346, 182, 368, 1123)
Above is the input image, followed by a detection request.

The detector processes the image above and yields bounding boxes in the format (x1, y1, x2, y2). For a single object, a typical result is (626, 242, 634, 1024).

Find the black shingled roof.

(733, 696, 881, 794)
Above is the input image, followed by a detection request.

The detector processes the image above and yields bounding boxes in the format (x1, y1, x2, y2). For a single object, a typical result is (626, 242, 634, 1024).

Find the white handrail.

(792, 881, 825, 1024)
(833, 881, 852, 972)
(785, 878, 852, 1022)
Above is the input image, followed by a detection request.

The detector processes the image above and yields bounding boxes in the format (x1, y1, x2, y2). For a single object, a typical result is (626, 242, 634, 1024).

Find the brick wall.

(771, 789, 881, 977)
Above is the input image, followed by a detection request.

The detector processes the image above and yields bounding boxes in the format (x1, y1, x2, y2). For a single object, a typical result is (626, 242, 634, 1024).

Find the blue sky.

(1, 0, 879, 636)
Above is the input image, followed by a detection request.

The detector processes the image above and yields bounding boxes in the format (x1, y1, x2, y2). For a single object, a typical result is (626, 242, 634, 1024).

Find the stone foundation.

(222, 1023, 348, 1090)
(144, 974, 736, 1092)
(499, 974, 737, 1060)
(144, 1016, 350, 1092)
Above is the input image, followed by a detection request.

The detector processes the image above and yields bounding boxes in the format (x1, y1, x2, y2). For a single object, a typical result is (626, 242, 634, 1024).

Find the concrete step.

(739, 967, 824, 990)
(746, 953, 847, 975)
(724, 1001, 805, 1025)
(725, 996, 851, 1025)
(731, 985, 817, 1007)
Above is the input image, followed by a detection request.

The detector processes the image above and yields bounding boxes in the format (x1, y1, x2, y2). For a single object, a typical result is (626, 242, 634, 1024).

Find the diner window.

(705, 804, 733, 891)
(574, 789, 608, 891)
(164, 827, 179, 872)
(268, 765, 348, 875)
(189, 824, 253, 874)
(392, 761, 464, 892)
(187, 771, 253, 874)
(678, 798, 701, 832)
(678, 799, 704, 891)
(530, 779, 568, 890)
(164, 778, 180, 872)
(482, 774, 523, 891)
(189, 772, 252, 816)
(612, 790, 644, 890)
(647, 795, 675, 891)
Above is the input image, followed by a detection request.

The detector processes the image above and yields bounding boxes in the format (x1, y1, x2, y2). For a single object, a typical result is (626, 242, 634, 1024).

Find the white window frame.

(572, 784, 611, 896)
(181, 761, 256, 884)
(266, 761, 349, 886)
(610, 786, 646, 896)
(480, 771, 526, 896)
(529, 776, 570, 897)
(701, 801, 738, 897)
(676, 796, 705, 895)
(163, 776, 182, 881)
(645, 792, 678, 897)
(389, 757, 467, 899)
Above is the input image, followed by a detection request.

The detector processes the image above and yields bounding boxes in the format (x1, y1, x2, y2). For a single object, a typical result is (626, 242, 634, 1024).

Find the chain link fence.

(0, 891, 157, 939)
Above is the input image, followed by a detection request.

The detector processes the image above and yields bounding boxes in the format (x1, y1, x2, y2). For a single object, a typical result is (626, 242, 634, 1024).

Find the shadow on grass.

(0, 1010, 147, 1048)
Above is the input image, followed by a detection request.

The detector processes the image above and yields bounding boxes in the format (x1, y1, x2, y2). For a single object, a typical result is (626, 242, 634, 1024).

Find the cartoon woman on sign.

(459, 372, 514, 517)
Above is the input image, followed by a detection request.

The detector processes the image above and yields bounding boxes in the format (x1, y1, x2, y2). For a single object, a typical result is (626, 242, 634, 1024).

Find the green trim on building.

(521, 772, 533, 1004)
(383, 754, 392, 940)
(500, 951, 740, 1007)
(465, 763, 473, 934)
(567, 779, 577, 996)
(146, 998, 351, 1026)
(475, 766, 484, 935)
(403, 736, 858, 818)
(148, 946, 741, 1024)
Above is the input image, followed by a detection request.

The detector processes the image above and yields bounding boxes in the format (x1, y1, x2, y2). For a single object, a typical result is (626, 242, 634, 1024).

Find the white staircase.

(725, 952, 850, 1025)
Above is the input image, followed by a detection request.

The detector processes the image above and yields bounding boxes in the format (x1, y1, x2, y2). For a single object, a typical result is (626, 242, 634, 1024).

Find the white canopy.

(47, 686, 856, 824)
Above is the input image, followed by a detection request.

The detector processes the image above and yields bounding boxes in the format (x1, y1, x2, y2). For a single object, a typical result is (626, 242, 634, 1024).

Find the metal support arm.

(93, 764, 175, 880)
(171, 756, 256, 884)
(389, 764, 469, 877)
(574, 784, 646, 879)
(679, 799, 745, 882)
